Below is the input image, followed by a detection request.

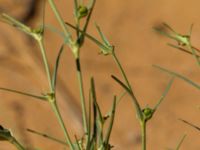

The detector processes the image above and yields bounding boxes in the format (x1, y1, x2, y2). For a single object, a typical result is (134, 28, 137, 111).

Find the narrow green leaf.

(111, 75, 143, 120)
(104, 96, 116, 149)
(153, 76, 174, 111)
(187, 43, 200, 67)
(94, 23, 114, 55)
(105, 91, 126, 119)
(27, 128, 67, 146)
(52, 44, 65, 91)
(65, 21, 108, 51)
(162, 23, 177, 33)
(188, 24, 193, 37)
(167, 43, 200, 58)
(90, 78, 103, 123)
(192, 46, 200, 53)
(74, 135, 81, 150)
(86, 90, 92, 150)
(116, 91, 127, 105)
(112, 52, 132, 90)
(111, 75, 132, 94)
(179, 119, 200, 131)
(0, 87, 47, 101)
(95, 23, 111, 46)
(153, 65, 200, 90)
(73, 0, 79, 18)
(153, 24, 177, 41)
(91, 91, 97, 148)
(175, 134, 187, 150)
(90, 77, 103, 146)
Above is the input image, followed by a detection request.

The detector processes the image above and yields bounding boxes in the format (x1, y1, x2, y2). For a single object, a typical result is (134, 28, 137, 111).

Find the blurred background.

(0, 0, 200, 149)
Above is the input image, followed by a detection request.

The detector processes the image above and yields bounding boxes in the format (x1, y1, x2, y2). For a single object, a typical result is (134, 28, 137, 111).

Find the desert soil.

(0, 0, 200, 149)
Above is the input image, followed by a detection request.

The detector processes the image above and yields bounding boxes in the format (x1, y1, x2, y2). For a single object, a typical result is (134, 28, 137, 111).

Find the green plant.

(154, 23, 200, 149)
(0, 1, 177, 150)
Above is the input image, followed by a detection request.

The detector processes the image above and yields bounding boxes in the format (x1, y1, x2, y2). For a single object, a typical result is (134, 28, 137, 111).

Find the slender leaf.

(179, 119, 200, 131)
(112, 52, 132, 90)
(111, 75, 143, 120)
(162, 23, 177, 33)
(153, 24, 177, 41)
(105, 91, 126, 119)
(74, 135, 81, 150)
(104, 96, 116, 149)
(73, 0, 79, 18)
(175, 134, 187, 150)
(0, 87, 47, 101)
(94, 23, 113, 55)
(52, 44, 65, 91)
(86, 90, 92, 150)
(90, 77, 103, 146)
(91, 90, 97, 148)
(65, 21, 108, 51)
(153, 76, 174, 111)
(27, 128, 67, 146)
(187, 43, 200, 67)
(95, 23, 111, 46)
(153, 65, 200, 90)
(167, 43, 200, 58)
(111, 75, 132, 94)
(189, 24, 193, 37)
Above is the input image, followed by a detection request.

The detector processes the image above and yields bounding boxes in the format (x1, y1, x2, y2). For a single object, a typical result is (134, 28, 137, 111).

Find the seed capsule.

(77, 6, 88, 19)
(142, 107, 154, 121)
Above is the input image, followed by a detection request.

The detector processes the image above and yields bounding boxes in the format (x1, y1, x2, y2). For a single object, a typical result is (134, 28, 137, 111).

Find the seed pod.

(142, 107, 154, 121)
(77, 5, 88, 19)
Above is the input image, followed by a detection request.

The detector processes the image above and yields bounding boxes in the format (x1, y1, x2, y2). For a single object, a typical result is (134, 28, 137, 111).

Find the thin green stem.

(48, 0, 72, 44)
(175, 134, 186, 150)
(38, 39, 53, 92)
(11, 137, 26, 150)
(38, 36, 73, 149)
(112, 52, 132, 91)
(75, 56, 88, 134)
(50, 100, 74, 149)
(141, 121, 146, 150)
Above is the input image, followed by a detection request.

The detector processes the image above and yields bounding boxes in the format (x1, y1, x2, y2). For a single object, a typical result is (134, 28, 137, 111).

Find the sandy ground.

(0, 0, 200, 149)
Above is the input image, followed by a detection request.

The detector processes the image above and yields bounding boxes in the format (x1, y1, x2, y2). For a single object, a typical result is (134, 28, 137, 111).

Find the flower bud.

(142, 107, 154, 121)
(77, 6, 88, 19)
